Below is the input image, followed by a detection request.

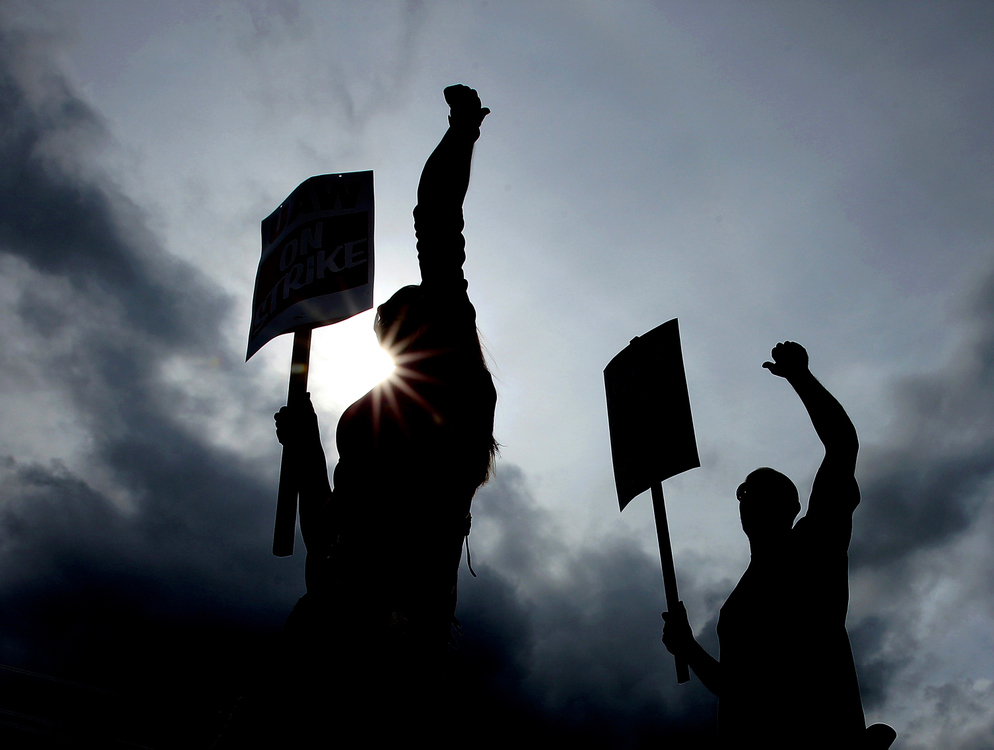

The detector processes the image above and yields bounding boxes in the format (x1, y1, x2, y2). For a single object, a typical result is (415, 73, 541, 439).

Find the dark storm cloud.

(0, 28, 301, 743)
(0, 33, 224, 349)
(903, 678, 994, 750)
(852, 271, 994, 570)
(458, 465, 722, 746)
(842, 270, 994, 731)
(846, 616, 909, 712)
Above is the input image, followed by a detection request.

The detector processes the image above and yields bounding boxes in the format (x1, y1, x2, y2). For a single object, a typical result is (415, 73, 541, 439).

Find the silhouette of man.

(272, 85, 497, 744)
(662, 342, 895, 749)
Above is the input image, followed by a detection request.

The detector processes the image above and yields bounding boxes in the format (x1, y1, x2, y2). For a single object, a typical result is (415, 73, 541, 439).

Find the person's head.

(374, 285, 425, 356)
(736, 467, 800, 544)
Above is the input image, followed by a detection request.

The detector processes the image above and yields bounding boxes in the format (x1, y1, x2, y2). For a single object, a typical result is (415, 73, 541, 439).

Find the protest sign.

(247, 171, 374, 361)
(604, 318, 700, 683)
(248, 171, 374, 556)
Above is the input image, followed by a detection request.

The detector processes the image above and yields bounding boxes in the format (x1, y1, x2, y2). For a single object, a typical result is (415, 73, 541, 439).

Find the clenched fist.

(444, 84, 490, 129)
(762, 341, 809, 381)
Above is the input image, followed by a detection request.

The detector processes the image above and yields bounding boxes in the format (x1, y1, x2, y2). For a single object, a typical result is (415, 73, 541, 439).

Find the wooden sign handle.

(272, 329, 312, 557)
(651, 482, 690, 684)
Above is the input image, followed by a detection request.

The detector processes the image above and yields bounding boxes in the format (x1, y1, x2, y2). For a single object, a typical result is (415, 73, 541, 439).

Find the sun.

(306, 311, 396, 410)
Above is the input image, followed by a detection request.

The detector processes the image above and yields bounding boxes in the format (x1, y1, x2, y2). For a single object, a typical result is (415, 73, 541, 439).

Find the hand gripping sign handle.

(273, 329, 312, 557)
(652, 481, 691, 684)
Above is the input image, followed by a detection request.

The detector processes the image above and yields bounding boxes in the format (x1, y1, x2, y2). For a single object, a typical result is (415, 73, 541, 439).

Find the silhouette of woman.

(274, 85, 496, 739)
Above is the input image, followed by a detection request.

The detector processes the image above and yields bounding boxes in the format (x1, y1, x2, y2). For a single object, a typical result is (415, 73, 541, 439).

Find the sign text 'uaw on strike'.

(246, 171, 374, 360)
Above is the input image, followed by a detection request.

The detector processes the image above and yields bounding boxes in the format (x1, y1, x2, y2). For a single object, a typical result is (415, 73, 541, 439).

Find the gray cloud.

(853, 271, 994, 569)
(0, 26, 303, 744)
(0, 4, 992, 747)
(840, 270, 994, 738)
(0, 32, 227, 351)
(234, 0, 428, 139)
(902, 679, 994, 750)
(459, 464, 721, 746)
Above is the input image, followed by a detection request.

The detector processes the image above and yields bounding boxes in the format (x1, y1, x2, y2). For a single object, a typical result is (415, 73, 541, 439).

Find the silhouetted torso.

(273, 102, 495, 746)
(299, 148, 496, 653)
(717, 480, 864, 745)
(308, 291, 496, 646)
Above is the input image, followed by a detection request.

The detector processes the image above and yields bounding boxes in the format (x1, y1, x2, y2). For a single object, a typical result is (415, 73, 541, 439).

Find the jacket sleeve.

(413, 123, 482, 338)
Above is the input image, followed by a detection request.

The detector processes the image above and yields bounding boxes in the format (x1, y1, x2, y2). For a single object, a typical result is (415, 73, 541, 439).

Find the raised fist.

(443, 84, 490, 129)
(762, 341, 809, 380)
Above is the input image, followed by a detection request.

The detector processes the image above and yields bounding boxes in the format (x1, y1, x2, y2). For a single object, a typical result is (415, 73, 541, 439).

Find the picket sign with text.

(247, 171, 374, 556)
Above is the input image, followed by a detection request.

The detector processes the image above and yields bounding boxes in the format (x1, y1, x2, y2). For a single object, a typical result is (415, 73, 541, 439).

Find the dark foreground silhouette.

(224, 85, 497, 746)
(663, 342, 896, 749)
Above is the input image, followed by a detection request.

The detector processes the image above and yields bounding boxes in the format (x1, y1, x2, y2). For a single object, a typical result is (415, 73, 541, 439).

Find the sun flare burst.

(306, 312, 396, 410)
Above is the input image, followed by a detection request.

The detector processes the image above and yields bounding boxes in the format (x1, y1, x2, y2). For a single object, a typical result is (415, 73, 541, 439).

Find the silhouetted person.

(662, 342, 896, 749)
(274, 85, 497, 744)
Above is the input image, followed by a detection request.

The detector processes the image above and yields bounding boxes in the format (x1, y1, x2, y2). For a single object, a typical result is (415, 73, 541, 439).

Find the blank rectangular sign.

(604, 319, 700, 511)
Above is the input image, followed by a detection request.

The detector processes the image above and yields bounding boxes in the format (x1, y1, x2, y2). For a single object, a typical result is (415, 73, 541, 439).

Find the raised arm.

(763, 342, 858, 466)
(763, 342, 859, 512)
(414, 85, 489, 309)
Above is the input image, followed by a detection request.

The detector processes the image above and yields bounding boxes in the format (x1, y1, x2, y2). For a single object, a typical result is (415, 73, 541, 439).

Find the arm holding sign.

(662, 603, 723, 696)
(274, 395, 335, 556)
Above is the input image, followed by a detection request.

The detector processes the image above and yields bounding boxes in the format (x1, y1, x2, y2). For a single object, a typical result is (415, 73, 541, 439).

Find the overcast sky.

(0, 1, 991, 746)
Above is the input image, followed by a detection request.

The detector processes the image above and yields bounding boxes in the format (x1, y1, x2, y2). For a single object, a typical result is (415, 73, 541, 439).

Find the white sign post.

(247, 171, 374, 557)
